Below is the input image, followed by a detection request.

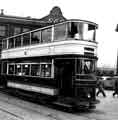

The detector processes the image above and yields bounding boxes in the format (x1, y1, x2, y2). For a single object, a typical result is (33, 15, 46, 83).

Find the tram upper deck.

(1, 19, 98, 59)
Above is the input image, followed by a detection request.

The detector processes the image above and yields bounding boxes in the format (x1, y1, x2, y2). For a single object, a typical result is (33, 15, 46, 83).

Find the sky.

(0, 0, 118, 68)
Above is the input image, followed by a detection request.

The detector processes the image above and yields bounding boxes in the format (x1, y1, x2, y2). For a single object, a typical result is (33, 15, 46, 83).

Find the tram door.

(55, 59, 75, 97)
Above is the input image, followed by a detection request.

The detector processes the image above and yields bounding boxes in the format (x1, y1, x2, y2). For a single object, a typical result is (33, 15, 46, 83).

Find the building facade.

(0, 7, 66, 51)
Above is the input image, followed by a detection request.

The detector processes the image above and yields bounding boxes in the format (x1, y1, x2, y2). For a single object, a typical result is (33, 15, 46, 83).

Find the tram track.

(0, 107, 24, 120)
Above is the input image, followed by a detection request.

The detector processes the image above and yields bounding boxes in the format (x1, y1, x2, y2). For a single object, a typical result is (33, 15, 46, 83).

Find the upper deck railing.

(2, 20, 98, 50)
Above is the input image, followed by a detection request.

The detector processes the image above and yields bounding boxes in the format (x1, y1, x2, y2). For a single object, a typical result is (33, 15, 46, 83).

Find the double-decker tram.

(0, 19, 98, 110)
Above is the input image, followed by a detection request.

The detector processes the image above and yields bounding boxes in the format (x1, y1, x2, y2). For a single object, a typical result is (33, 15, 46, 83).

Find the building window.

(23, 28, 30, 33)
(0, 25, 7, 37)
(14, 27, 21, 35)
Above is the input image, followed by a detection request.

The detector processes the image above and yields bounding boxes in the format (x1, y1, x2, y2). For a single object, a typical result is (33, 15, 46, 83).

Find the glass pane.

(2, 39, 7, 49)
(76, 59, 95, 74)
(67, 22, 96, 41)
(54, 23, 67, 41)
(83, 60, 95, 74)
(14, 36, 21, 47)
(41, 27, 52, 43)
(8, 38, 14, 48)
(15, 64, 22, 75)
(31, 64, 40, 76)
(76, 59, 82, 74)
(2, 62, 7, 74)
(8, 64, 15, 74)
(23, 28, 30, 33)
(83, 24, 96, 41)
(68, 22, 84, 39)
(0, 25, 6, 36)
(22, 64, 30, 75)
(23, 33, 30, 46)
(14, 27, 21, 35)
(40, 64, 51, 77)
(31, 30, 40, 44)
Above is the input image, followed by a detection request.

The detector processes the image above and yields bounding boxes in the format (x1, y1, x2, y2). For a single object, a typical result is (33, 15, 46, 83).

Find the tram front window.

(77, 59, 95, 74)
(67, 22, 96, 41)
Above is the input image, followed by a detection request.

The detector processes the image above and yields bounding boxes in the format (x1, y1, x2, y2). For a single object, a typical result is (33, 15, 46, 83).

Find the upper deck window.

(54, 23, 67, 41)
(2, 39, 7, 49)
(23, 33, 30, 46)
(41, 27, 52, 43)
(67, 22, 96, 41)
(31, 30, 41, 44)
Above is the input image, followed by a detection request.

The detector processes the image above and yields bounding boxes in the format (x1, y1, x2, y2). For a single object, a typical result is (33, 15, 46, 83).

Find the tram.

(0, 19, 98, 110)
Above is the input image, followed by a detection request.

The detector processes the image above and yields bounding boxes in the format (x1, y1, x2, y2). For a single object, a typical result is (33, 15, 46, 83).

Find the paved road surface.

(0, 90, 117, 120)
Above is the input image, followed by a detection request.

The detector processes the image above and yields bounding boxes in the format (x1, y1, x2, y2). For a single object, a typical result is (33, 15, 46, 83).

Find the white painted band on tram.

(7, 82, 58, 96)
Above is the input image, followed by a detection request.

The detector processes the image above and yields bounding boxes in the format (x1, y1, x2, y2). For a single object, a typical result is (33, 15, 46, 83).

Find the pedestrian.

(96, 78, 106, 97)
(113, 78, 118, 97)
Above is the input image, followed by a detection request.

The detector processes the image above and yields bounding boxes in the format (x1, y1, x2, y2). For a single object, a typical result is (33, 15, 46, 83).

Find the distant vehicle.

(101, 76, 110, 81)
(103, 76, 118, 90)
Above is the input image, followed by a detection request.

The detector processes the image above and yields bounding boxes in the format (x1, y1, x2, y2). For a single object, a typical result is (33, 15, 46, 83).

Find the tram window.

(31, 30, 40, 44)
(8, 64, 15, 74)
(8, 38, 14, 48)
(41, 27, 52, 43)
(23, 33, 30, 46)
(70, 22, 83, 39)
(40, 64, 51, 77)
(83, 60, 95, 74)
(22, 64, 30, 75)
(76, 59, 95, 74)
(14, 36, 21, 47)
(83, 24, 96, 41)
(2, 39, 7, 49)
(76, 59, 82, 74)
(67, 22, 96, 41)
(31, 64, 40, 76)
(15, 64, 22, 75)
(54, 23, 66, 41)
(2, 62, 7, 74)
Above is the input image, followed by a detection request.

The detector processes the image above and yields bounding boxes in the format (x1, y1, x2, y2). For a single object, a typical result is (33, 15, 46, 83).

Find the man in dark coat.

(113, 78, 118, 97)
(96, 78, 106, 97)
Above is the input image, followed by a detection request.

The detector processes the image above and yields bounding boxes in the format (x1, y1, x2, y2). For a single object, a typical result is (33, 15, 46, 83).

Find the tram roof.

(68, 19, 98, 28)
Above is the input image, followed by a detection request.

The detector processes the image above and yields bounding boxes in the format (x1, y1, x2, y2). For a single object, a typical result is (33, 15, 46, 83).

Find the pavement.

(0, 90, 117, 120)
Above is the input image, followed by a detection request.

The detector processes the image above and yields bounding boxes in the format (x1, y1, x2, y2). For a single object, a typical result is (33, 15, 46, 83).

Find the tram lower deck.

(0, 55, 97, 109)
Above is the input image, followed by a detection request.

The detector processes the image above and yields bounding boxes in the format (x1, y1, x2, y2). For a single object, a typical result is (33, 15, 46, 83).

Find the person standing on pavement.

(113, 78, 118, 97)
(96, 78, 106, 97)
